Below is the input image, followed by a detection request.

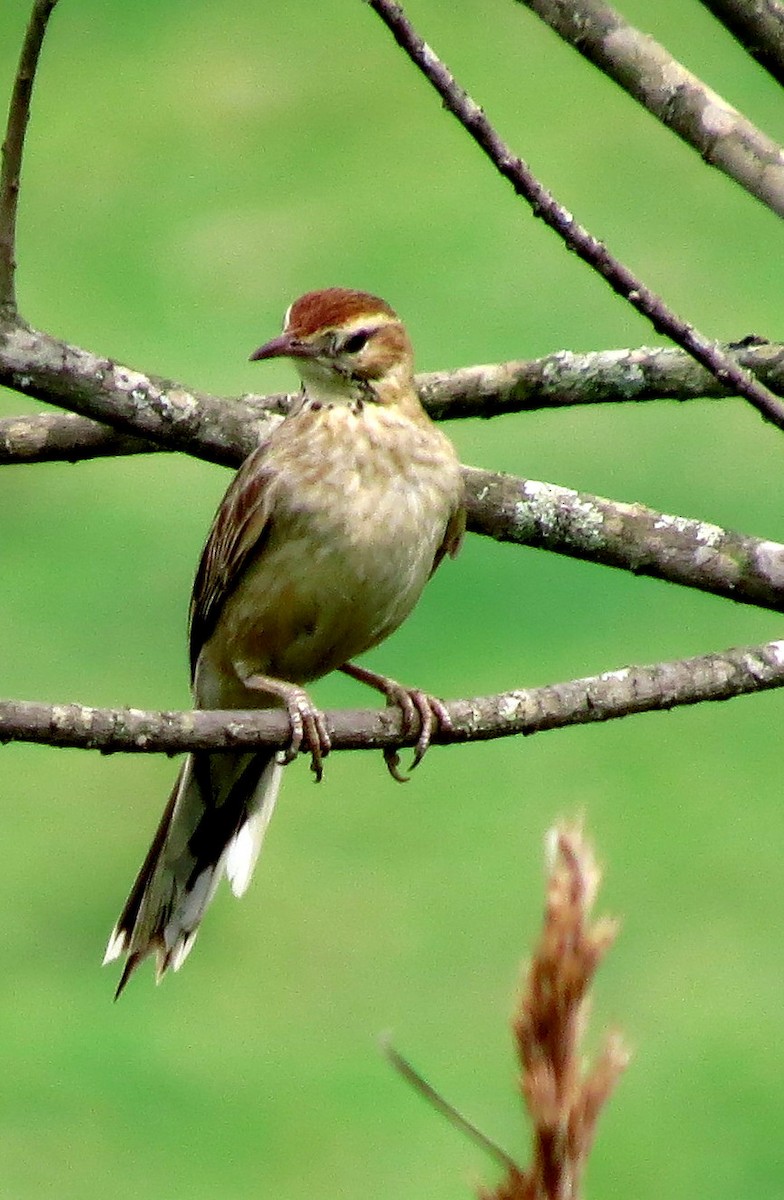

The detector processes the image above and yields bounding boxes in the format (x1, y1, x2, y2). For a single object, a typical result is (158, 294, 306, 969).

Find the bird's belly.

(193, 401, 462, 710)
(199, 484, 445, 705)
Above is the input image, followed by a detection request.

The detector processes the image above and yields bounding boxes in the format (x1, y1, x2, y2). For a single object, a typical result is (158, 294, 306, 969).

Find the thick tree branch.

(518, 0, 784, 220)
(4, 337, 784, 467)
(367, 0, 784, 435)
(0, 410, 161, 463)
(418, 337, 784, 420)
(0, 0, 58, 316)
(698, 0, 784, 90)
(0, 322, 283, 467)
(465, 467, 784, 613)
(2, 637, 783, 754)
(4, 326, 784, 614)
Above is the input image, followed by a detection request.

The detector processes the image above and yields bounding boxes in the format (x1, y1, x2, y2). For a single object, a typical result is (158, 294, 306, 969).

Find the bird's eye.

(342, 330, 370, 354)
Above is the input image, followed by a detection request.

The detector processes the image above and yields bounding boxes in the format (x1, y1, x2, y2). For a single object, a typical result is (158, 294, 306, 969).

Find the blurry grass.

(2, 0, 784, 1197)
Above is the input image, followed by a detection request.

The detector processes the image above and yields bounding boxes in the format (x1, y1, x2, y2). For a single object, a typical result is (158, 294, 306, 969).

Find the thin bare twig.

(2, 636, 783, 755)
(698, 0, 784, 90)
(382, 1039, 522, 1176)
(366, 0, 784, 435)
(0, 0, 59, 316)
(518, 0, 784, 218)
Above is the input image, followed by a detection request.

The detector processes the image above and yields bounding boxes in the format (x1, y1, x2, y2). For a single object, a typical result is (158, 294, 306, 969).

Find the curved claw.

(241, 671, 331, 781)
(409, 690, 452, 771)
(280, 688, 332, 780)
(340, 663, 451, 781)
(381, 687, 451, 780)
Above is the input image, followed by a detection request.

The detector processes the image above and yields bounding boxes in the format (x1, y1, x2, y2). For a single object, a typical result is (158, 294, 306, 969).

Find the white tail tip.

(102, 926, 127, 966)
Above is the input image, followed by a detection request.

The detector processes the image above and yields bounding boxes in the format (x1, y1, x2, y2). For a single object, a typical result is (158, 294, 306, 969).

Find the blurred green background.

(2, 1, 784, 1196)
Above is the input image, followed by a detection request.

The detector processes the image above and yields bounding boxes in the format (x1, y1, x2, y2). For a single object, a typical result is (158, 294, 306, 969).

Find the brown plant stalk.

(480, 824, 628, 1200)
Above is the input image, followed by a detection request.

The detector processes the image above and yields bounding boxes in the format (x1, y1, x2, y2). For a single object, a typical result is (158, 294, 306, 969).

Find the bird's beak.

(249, 333, 316, 362)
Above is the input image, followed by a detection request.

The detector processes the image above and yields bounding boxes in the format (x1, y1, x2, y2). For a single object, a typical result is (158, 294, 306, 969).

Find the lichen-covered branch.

(367, 0, 784, 434)
(698, 0, 784, 90)
(519, 0, 784, 220)
(2, 636, 783, 755)
(5, 323, 784, 613)
(0, 322, 281, 467)
(465, 466, 784, 613)
(4, 338, 784, 466)
(4, 338, 784, 467)
(0, 410, 161, 463)
(418, 338, 784, 421)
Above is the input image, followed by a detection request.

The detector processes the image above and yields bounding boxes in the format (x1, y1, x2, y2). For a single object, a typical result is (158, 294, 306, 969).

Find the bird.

(103, 287, 465, 996)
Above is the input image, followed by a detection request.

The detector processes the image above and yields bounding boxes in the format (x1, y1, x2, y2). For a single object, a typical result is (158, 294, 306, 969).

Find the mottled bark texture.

(1, 637, 783, 754)
(518, 0, 784, 219)
(464, 467, 784, 613)
(3, 321, 784, 615)
(698, 0, 784, 90)
(4, 339, 784, 466)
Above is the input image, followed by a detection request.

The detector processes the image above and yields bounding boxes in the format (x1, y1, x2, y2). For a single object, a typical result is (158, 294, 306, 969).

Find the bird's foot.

(341, 663, 451, 782)
(243, 674, 332, 781)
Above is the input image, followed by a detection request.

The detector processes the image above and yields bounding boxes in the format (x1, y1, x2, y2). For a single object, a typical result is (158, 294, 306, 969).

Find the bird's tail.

(104, 750, 282, 996)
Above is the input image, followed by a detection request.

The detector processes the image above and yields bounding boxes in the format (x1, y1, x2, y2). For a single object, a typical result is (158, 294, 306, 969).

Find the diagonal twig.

(366, 0, 784, 435)
(698, 0, 784, 90)
(518, 0, 784, 219)
(0, 0, 59, 317)
(2, 635, 783, 754)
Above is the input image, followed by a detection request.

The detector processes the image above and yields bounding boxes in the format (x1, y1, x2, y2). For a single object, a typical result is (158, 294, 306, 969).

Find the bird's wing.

(188, 441, 278, 677)
(430, 494, 466, 576)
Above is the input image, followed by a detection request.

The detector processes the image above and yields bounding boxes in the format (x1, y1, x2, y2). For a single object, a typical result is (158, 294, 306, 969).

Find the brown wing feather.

(188, 441, 277, 677)
(430, 497, 466, 577)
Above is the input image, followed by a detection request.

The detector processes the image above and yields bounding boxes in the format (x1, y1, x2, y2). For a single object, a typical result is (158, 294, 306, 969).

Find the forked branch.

(4, 332, 784, 468)
(367, 0, 784, 434)
(518, 0, 784, 219)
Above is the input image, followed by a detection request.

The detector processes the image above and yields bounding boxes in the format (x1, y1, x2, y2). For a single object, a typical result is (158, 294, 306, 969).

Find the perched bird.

(104, 287, 465, 995)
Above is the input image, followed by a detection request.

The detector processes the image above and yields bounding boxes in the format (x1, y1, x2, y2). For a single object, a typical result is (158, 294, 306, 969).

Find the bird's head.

(250, 288, 417, 408)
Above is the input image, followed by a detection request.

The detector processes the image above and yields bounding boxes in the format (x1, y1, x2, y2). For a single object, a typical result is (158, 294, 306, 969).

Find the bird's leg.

(238, 672, 332, 781)
(340, 663, 452, 782)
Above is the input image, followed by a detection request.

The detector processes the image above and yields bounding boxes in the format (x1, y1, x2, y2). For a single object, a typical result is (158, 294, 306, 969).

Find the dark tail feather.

(104, 750, 282, 996)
